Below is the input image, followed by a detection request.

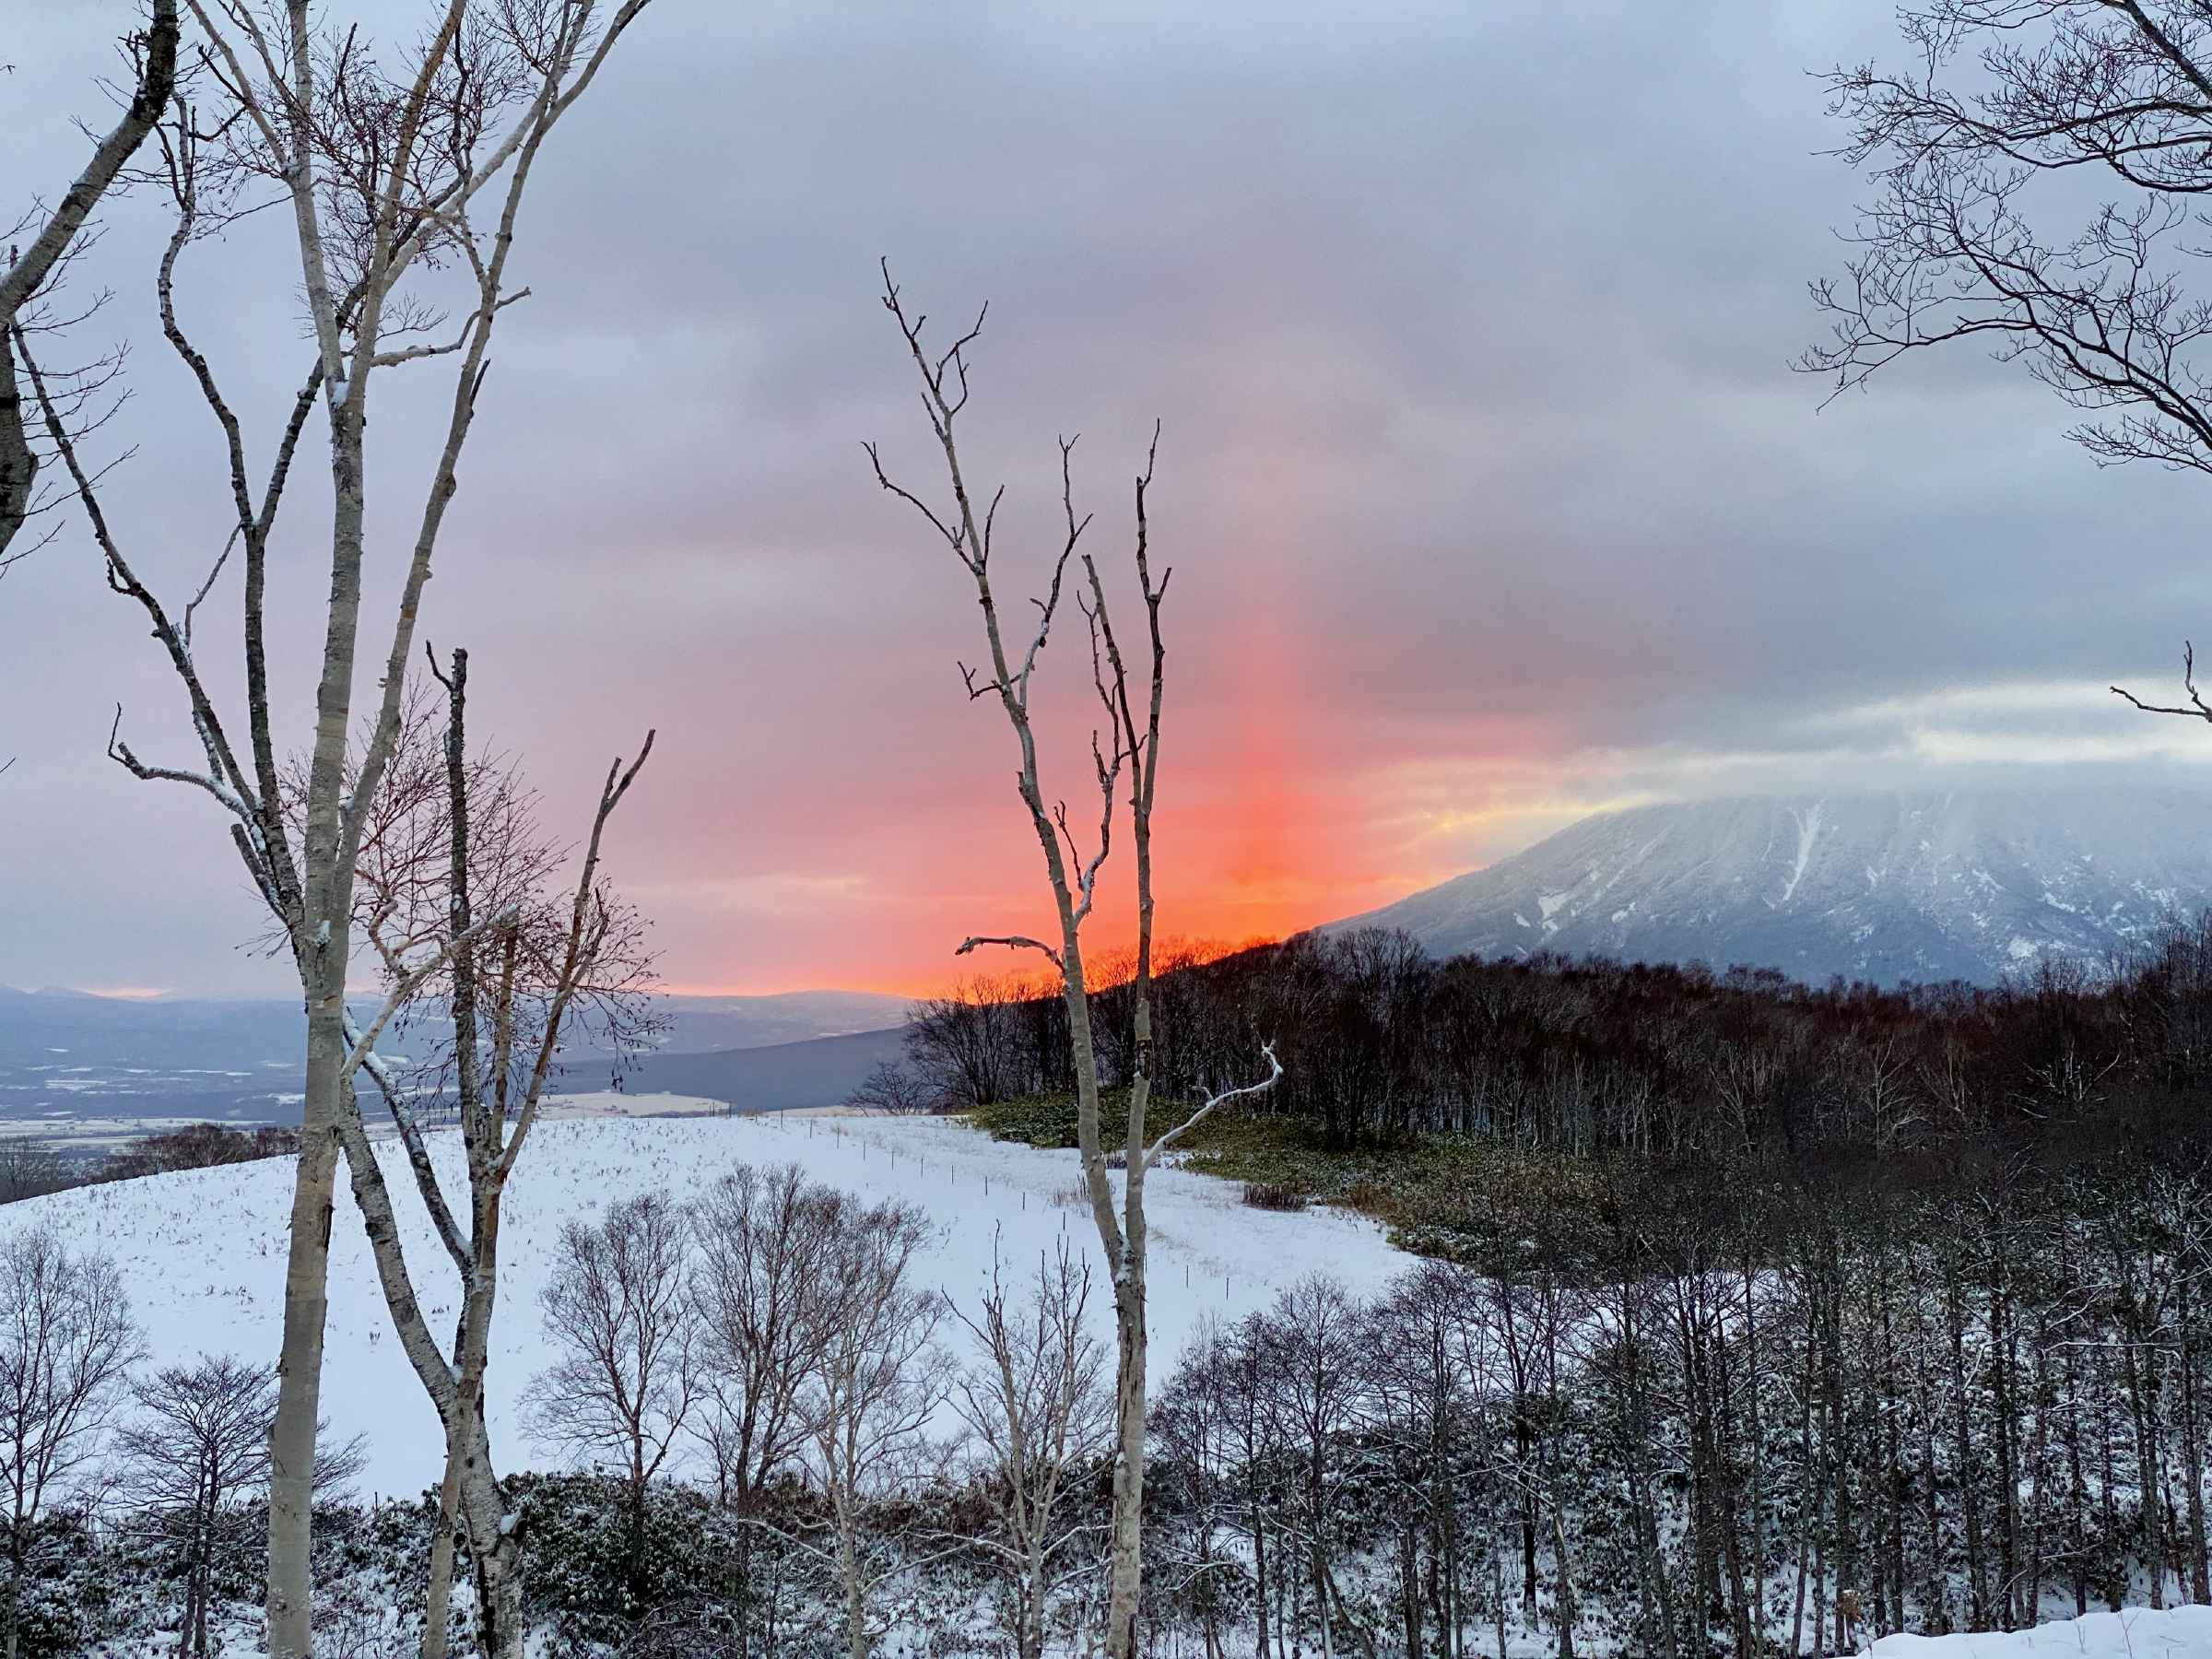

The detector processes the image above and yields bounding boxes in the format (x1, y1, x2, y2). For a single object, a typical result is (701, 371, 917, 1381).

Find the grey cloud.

(5, 0, 2210, 993)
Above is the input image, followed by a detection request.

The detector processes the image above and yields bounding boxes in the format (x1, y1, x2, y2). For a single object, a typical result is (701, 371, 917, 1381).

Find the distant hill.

(633, 989, 911, 1052)
(1331, 788, 2212, 986)
(0, 986, 909, 1068)
(621, 1027, 909, 1112)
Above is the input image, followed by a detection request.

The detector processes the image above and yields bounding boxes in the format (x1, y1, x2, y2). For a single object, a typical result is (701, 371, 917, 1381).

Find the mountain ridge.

(1329, 786, 2212, 986)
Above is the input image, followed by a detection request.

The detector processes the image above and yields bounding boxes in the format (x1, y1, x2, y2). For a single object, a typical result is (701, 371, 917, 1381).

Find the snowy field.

(1869, 1606, 2212, 1655)
(9, 1112, 1411, 1498)
(519, 1087, 734, 1121)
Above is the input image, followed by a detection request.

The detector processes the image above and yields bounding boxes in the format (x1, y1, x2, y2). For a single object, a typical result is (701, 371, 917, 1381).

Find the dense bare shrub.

(531, 1193, 699, 1598)
(842, 1060, 940, 1116)
(0, 1146, 74, 1207)
(99, 1124, 299, 1183)
(1241, 1183, 1307, 1214)
(0, 1229, 137, 1659)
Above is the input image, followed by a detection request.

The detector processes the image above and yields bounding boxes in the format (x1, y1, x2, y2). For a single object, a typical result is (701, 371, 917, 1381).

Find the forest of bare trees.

(4, 917, 2212, 1653)
(905, 923, 2212, 1176)
(1147, 1164, 2212, 1657)
(527, 997, 2212, 1657)
(32, 1112, 2212, 1657)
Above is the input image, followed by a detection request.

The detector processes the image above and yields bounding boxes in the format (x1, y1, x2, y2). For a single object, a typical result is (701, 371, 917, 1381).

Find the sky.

(6, 0, 2212, 999)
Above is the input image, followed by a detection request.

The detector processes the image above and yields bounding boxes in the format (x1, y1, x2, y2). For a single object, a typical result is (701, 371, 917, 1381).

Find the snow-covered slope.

(1334, 788, 2212, 986)
(1870, 1606, 2212, 1654)
(11, 1115, 1408, 1499)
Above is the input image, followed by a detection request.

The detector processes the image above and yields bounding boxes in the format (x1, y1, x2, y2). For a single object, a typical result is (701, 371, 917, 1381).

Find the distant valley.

(0, 986, 912, 1156)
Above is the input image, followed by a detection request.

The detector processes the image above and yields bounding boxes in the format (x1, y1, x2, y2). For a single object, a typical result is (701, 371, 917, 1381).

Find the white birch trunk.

(872, 283, 1279, 1657)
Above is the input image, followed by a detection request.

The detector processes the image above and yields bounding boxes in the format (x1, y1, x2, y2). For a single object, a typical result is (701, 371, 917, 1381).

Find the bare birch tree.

(16, 7, 661, 1648)
(120, 1356, 276, 1659)
(868, 264, 1280, 1654)
(0, 1228, 139, 1659)
(116, 1356, 366, 1659)
(1261, 1275, 1370, 1659)
(800, 1194, 946, 1659)
(688, 1162, 849, 1655)
(530, 1190, 700, 1605)
(0, 0, 178, 570)
(951, 1238, 1112, 1659)
(328, 648, 654, 1659)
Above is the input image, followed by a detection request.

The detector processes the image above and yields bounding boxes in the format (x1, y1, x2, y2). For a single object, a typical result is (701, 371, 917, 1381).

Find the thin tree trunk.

(1400, 1523, 1421, 1659)
(2025, 1312, 2053, 1628)
(1491, 1535, 1507, 1659)
(1943, 1256, 1986, 1630)
(1913, 1297, 1945, 1632)
(1877, 1259, 1905, 1635)
(841, 1494, 868, 1659)
(2116, 1263, 2167, 1609)
(5, 1513, 22, 1659)
(1746, 1254, 1770, 1655)
(189, 1457, 212, 1659)
(1713, 1313, 1757, 1657)
(1822, 1261, 1853, 1659)
(1618, 1287, 1679, 1659)
(1988, 1262, 2019, 1628)
(2181, 1291, 2210, 1604)
(2096, 1339, 2123, 1612)
(1790, 1297, 1818, 1658)
(265, 1001, 346, 1658)
(423, 1445, 463, 1659)
(1550, 1503, 1577, 1659)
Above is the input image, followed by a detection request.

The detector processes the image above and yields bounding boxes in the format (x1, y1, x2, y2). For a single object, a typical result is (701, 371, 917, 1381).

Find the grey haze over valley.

(0, 990, 912, 1157)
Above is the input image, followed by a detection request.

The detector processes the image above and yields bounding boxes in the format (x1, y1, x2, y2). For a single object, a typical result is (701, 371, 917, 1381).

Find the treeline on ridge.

(0, 1122, 300, 1206)
(901, 920, 2212, 1186)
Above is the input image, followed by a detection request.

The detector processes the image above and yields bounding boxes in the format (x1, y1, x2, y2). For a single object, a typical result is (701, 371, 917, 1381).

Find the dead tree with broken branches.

(867, 264, 1281, 1657)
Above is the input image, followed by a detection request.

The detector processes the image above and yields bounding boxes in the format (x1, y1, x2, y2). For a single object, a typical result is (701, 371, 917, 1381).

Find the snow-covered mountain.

(1332, 788, 2212, 986)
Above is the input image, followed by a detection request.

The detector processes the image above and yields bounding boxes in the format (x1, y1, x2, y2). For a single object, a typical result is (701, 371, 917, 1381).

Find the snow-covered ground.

(8, 1112, 1410, 1498)
(528, 1088, 733, 1120)
(1869, 1606, 2212, 1655)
